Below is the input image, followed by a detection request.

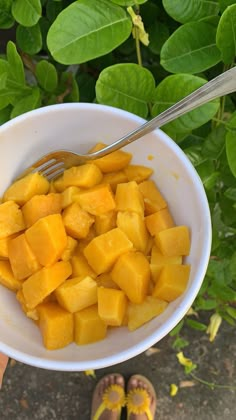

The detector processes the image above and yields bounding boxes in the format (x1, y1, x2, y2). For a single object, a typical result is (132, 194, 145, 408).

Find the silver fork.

(17, 66, 236, 181)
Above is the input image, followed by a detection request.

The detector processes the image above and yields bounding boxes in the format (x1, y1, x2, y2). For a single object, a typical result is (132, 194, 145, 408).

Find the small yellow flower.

(170, 383, 178, 397)
(176, 352, 193, 368)
(127, 6, 149, 46)
(206, 313, 222, 342)
(84, 369, 96, 378)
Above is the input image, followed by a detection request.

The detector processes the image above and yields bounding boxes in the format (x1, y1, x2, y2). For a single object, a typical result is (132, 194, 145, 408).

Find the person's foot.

(126, 375, 157, 420)
(90, 373, 125, 420)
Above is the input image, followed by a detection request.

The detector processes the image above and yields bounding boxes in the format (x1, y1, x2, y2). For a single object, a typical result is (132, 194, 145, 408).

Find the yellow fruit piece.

(3, 172, 49, 205)
(8, 233, 41, 280)
(76, 184, 116, 216)
(139, 180, 167, 215)
(74, 305, 107, 345)
(98, 287, 127, 326)
(25, 214, 67, 266)
(150, 264, 164, 283)
(16, 290, 39, 321)
(124, 165, 153, 183)
(75, 227, 96, 253)
(127, 296, 168, 331)
(96, 273, 120, 290)
(117, 211, 149, 253)
(102, 171, 128, 192)
(61, 236, 78, 262)
(115, 181, 144, 216)
(62, 202, 94, 239)
(89, 142, 132, 173)
(22, 193, 62, 228)
(22, 260, 72, 309)
(151, 244, 182, 265)
(155, 226, 190, 256)
(0, 234, 18, 259)
(0, 260, 21, 291)
(84, 228, 133, 274)
(38, 302, 73, 350)
(95, 210, 117, 235)
(55, 275, 98, 313)
(71, 252, 96, 279)
(48, 180, 57, 193)
(0, 201, 25, 239)
(61, 186, 80, 209)
(56, 164, 103, 190)
(152, 265, 191, 301)
(145, 208, 175, 236)
(111, 251, 150, 303)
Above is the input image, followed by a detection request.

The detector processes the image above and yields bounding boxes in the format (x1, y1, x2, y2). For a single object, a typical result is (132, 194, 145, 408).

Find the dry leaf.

(145, 347, 161, 356)
(179, 380, 196, 388)
(20, 399, 29, 409)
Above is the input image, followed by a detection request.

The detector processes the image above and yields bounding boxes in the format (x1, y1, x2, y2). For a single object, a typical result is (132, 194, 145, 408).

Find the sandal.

(90, 373, 126, 420)
(126, 374, 157, 420)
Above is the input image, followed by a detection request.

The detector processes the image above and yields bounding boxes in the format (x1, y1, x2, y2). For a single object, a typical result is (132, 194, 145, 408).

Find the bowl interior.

(0, 103, 211, 371)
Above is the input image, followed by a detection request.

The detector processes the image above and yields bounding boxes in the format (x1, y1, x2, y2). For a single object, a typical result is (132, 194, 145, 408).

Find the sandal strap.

(93, 402, 122, 420)
(127, 407, 153, 420)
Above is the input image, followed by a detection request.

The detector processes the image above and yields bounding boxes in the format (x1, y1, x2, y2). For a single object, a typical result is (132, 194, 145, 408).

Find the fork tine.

(40, 160, 64, 176)
(42, 164, 65, 180)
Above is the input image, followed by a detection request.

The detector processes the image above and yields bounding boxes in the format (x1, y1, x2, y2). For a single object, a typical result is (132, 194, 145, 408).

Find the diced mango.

(127, 296, 168, 331)
(0, 201, 25, 239)
(22, 261, 72, 309)
(61, 186, 80, 209)
(22, 193, 62, 228)
(111, 251, 150, 303)
(124, 165, 153, 183)
(0, 234, 18, 259)
(102, 171, 128, 192)
(115, 181, 144, 216)
(75, 227, 96, 253)
(145, 208, 175, 236)
(150, 264, 164, 283)
(25, 214, 67, 266)
(55, 276, 98, 313)
(152, 265, 191, 301)
(74, 305, 107, 345)
(89, 143, 132, 173)
(62, 202, 94, 239)
(0, 260, 21, 291)
(16, 289, 39, 320)
(155, 226, 191, 256)
(139, 180, 167, 215)
(95, 210, 117, 235)
(117, 211, 149, 253)
(98, 287, 127, 326)
(3, 172, 49, 205)
(61, 236, 78, 262)
(76, 184, 116, 216)
(56, 164, 103, 190)
(71, 252, 96, 279)
(96, 273, 120, 290)
(38, 302, 73, 350)
(84, 228, 133, 274)
(151, 244, 182, 265)
(8, 233, 41, 280)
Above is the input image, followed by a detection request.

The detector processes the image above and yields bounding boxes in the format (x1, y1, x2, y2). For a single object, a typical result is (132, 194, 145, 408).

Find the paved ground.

(0, 319, 235, 420)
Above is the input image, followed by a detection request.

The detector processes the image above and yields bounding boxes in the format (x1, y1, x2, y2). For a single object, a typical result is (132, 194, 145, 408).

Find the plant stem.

(190, 373, 236, 390)
(134, 26, 142, 66)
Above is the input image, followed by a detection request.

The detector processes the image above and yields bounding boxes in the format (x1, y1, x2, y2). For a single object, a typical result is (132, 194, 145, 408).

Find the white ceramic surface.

(0, 103, 211, 371)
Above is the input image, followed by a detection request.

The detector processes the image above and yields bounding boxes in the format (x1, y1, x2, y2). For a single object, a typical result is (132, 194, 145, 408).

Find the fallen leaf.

(84, 369, 96, 378)
(145, 347, 161, 356)
(20, 399, 29, 409)
(170, 383, 178, 396)
(179, 380, 196, 388)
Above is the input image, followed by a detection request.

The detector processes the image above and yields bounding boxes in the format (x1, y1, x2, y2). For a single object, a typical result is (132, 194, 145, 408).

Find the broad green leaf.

(185, 319, 207, 331)
(196, 160, 219, 190)
(35, 60, 58, 92)
(172, 337, 189, 350)
(184, 145, 205, 167)
(10, 87, 41, 119)
(0, 105, 12, 124)
(162, 0, 219, 24)
(202, 125, 226, 159)
(58, 72, 80, 103)
(194, 297, 217, 311)
(96, 63, 155, 118)
(6, 41, 25, 86)
(216, 4, 236, 64)
(226, 306, 236, 319)
(47, 0, 132, 65)
(160, 21, 221, 74)
(148, 22, 169, 55)
(169, 320, 184, 336)
(0, 59, 9, 78)
(111, 0, 147, 5)
(226, 131, 236, 177)
(16, 23, 42, 55)
(0, 0, 14, 28)
(46, 0, 63, 22)
(152, 74, 219, 133)
(0, 72, 8, 90)
(209, 284, 236, 301)
(224, 187, 236, 201)
(219, 0, 236, 12)
(12, 0, 42, 27)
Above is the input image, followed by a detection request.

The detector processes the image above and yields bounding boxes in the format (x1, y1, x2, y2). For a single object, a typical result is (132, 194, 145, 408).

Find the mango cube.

(139, 180, 167, 215)
(115, 181, 144, 216)
(61, 236, 78, 261)
(145, 208, 175, 236)
(124, 165, 153, 183)
(38, 302, 73, 350)
(98, 287, 127, 326)
(76, 184, 116, 216)
(96, 273, 120, 290)
(0, 234, 18, 259)
(95, 210, 117, 235)
(74, 305, 107, 345)
(3, 172, 49, 205)
(84, 228, 133, 274)
(0, 201, 25, 239)
(71, 252, 96, 278)
(22, 193, 62, 227)
(102, 171, 128, 192)
(111, 251, 150, 303)
(57, 164, 103, 189)
(152, 264, 191, 301)
(117, 211, 149, 253)
(16, 289, 39, 320)
(22, 260, 72, 309)
(8, 233, 41, 280)
(155, 226, 190, 256)
(127, 296, 168, 331)
(61, 186, 80, 209)
(62, 202, 94, 239)
(25, 214, 67, 266)
(151, 245, 182, 265)
(55, 276, 98, 313)
(0, 260, 21, 291)
(89, 143, 132, 173)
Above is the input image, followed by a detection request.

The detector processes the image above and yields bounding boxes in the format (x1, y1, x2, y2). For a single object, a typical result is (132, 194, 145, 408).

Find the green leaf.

(202, 124, 226, 159)
(208, 284, 236, 301)
(226, 131, 236, 177)
(152, 74, 219, 133)
(160, 20, 221, 74)
(224, 187, 236, 201)
(194, 297, 217, 311)
(196, 160, 219, 190)
(111, 0, 147, 5)
(6, 41, 25, 86)
(35, 60, 58, 92)
(172, 337, 189, 350)
(0, 0, 14, 28)
(163, 0, 219, 24)
(229, 252, 236, 280)
(185, 319, 207, 331)
(183, 145, 205, 167)
(226, 306, 236, 319)
(216, 4, 236, 65)
(16, 23, 42, 55)
(47, 0, 132, 65)
(46, 0, 63, 22)
(12, 0, 42, 27)
(58, 72, 80, 103)
(76, 72, 96, 103)
(148, 22, 169, 55)
(0, 105, 12, 124)
(219, 0, 236, 13)
(169, 320, 184, 336)
(10, 87, 41, 118)
(96, 63, 155, 118)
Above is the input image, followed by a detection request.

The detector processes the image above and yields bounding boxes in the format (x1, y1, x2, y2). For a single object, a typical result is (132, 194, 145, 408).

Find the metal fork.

(17, 66, 236, 181)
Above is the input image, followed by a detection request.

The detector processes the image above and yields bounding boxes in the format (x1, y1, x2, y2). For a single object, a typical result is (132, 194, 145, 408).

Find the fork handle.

(93, 66, 236, 157)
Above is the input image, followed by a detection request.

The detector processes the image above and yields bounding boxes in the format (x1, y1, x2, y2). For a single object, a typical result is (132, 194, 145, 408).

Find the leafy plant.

(0, 0, 235, 337)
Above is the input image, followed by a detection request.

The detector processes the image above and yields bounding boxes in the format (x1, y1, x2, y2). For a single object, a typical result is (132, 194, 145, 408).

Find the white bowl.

(0, 103, 211, 371)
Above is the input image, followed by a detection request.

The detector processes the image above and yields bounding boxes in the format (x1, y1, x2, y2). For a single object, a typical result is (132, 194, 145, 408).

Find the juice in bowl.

(0, 103, 211, 371)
